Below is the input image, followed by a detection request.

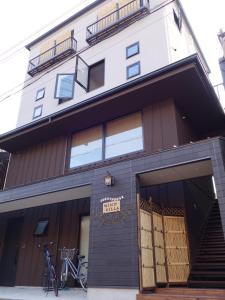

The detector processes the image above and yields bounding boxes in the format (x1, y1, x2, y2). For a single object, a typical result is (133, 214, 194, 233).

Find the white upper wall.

(17, 0, 208, 127)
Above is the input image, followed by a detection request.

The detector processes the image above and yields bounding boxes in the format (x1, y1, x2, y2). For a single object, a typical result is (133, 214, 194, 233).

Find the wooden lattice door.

(138, 195, 155, 290)
(163, 216, 190, 284)
(152, 212, 167, 284)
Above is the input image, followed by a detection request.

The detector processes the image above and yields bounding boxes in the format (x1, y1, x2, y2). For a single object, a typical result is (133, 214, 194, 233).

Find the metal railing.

(214, 82, 225, 103)
(28, 37, 77, 76)
(86, 0, 149, 41)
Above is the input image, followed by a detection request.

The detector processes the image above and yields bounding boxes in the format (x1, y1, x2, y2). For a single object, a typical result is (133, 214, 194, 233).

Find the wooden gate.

(163, 216, 190, 284)
(153, 212, 167, 284)
(138, 195, 190, 289)
(138, 194, 155, 290)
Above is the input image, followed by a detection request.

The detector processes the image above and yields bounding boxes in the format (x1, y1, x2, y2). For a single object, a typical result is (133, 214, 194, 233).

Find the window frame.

(126, 42, 140, 59)
(88, 59, 105, 92)
(33, 219, 49, 236)
(126, 61, 141, 79)
(54, 73, 75, 103)
(68, 111, 144, 170)
(33, 104, 43, 119)
(36, 88, 45, 101)
(69, 125, 104, 169)
(173, 9, 182, 31)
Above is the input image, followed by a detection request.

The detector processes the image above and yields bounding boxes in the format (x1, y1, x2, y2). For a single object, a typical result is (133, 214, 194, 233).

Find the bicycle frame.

(63, 257, 80, 280)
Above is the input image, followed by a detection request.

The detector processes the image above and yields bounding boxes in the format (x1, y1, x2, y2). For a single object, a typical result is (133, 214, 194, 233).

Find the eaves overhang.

(0, 54, 224, 153)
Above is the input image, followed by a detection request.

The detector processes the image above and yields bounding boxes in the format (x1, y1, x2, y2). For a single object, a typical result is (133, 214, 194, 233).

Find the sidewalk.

(0, 287, 87, 300)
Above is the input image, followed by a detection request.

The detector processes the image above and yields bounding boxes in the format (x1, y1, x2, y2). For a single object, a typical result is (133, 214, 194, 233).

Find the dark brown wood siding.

(5, 136, 67, 189)
(175, 107, 197, 144)
(5, 99, 183, 189)
(143, 98, 179, 153)
(0, 198, 90, 286)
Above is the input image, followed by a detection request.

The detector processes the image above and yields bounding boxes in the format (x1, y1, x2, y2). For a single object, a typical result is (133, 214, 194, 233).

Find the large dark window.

(88, 60, 105, 92)
(69, 112, 143, 168)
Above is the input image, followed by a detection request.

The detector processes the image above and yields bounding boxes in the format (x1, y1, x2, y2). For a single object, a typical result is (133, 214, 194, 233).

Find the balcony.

(28, 37, 77, 77)
(86, 0, 150, 45)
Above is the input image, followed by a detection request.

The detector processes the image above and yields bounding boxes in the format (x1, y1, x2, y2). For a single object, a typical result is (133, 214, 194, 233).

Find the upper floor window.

(127, 61, 141, 79)
(33, 105, 43, 119)
(55, 74, 75, 103)
(126, 42, 139, 59)
(69, 112, 143, 169)
(105, 112, 143, 158)
(36, 88, 45, 101)
(74, 56, 105, 92)
(88, 60, 105, 92)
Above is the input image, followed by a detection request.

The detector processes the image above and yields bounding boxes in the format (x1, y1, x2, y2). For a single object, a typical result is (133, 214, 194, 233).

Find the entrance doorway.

(0, 217, 24, 286)
(138, 197, 190, 290)
(137, 159, 219, 290)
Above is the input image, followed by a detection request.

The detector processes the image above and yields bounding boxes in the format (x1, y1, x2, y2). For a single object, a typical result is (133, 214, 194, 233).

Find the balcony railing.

(214, 83, 225, 103)
(86, 0, 150, 45)
(28, 37, 77, 77)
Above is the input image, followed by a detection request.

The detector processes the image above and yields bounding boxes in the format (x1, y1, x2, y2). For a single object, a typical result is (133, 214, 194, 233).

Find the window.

(88, 60, 105, 92)
(34, 220, 49, 236)
(173, 9, 182, 31)
(127, 61, 140, 79)
(36, 88, 45, 101)
(55, 74, 75, 102)
(69, 112, 143, 168)
(105, 112, 143, 158)
(126, 42, 139, 59)
(33, 105, 43, 119)
(70, 126, 103, 168)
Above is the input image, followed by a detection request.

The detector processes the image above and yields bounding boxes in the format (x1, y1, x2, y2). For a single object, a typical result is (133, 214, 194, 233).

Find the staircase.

(137, 288, 225, 300)
(189, 200, 225, 288)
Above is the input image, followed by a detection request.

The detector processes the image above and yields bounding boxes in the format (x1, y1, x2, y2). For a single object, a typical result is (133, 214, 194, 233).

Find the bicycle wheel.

(60, 261, 68, 289)
(50, 265, 58, 297)
(79, 262, 88, 292)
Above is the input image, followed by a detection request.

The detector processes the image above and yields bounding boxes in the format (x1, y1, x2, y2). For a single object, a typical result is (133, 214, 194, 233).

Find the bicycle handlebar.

(37, 241, 55, 248)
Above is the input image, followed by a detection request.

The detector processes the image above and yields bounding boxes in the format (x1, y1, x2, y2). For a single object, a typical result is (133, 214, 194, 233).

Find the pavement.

(0, 287, 87, 300)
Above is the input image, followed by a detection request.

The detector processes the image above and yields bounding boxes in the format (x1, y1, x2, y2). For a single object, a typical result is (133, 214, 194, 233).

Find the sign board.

(103, 200, 120, 214)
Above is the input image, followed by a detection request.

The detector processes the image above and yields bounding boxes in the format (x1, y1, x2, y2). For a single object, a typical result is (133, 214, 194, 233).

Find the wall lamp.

(104, 172, 115, 186)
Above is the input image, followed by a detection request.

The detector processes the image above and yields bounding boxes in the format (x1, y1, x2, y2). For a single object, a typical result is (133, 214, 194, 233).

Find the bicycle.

(38, 242, 58, 297)
(59, 248, 88, 292)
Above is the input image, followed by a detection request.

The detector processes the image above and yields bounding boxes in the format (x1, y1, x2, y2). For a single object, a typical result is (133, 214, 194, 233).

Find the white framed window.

(55, 74, 75, 102)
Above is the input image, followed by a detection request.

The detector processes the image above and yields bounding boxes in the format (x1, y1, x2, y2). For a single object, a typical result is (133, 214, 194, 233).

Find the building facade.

(0, 1, 225, 300)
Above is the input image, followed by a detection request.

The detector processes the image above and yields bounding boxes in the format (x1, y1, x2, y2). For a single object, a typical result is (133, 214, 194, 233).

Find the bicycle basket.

(60, 248, 76, 260)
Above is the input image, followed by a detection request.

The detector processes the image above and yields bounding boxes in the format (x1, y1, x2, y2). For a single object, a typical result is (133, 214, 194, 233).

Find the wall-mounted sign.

(103, 200, 120, 214)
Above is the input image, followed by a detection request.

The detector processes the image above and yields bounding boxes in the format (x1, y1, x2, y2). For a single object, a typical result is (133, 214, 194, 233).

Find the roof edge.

(25, 0, 105, 50)
(0, 54, 222, 146)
